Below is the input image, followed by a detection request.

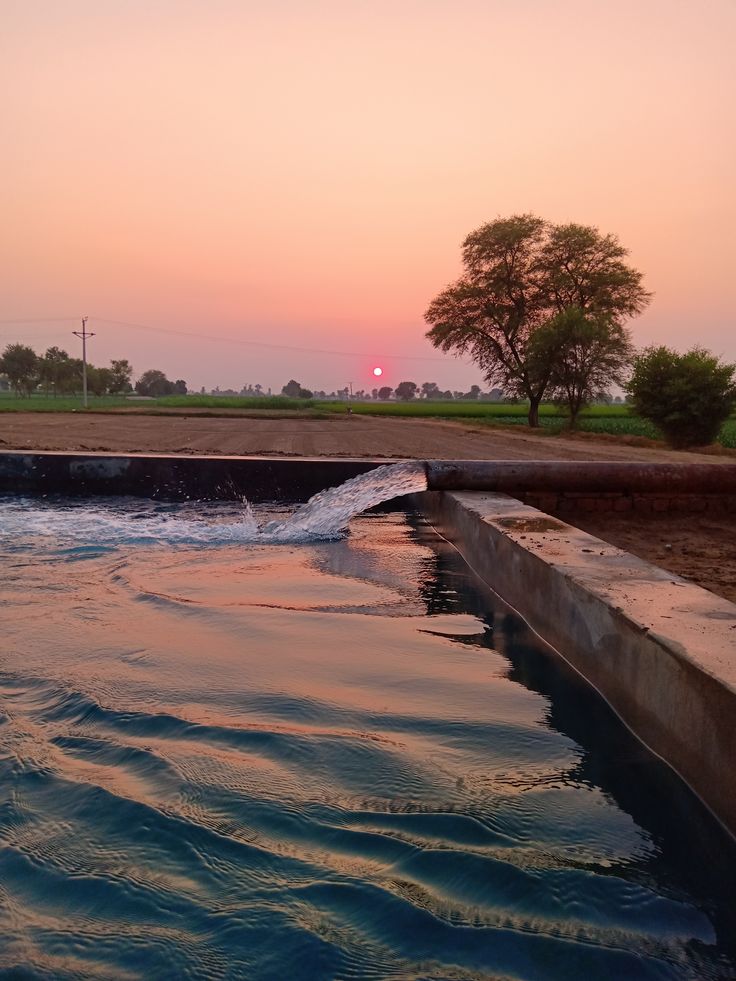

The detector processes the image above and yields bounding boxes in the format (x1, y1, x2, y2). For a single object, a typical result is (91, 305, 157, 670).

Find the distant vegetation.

(0, 344, 137, 398)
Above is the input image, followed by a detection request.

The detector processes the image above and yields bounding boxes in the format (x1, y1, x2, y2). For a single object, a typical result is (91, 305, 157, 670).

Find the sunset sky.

(2, 0, 734, 393)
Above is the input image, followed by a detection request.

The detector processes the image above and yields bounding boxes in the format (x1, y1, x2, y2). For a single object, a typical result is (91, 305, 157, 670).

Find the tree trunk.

(528, 397, 541, 427)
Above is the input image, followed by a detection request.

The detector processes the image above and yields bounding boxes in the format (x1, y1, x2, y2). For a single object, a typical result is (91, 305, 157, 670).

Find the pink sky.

(1, 0, 734, 393)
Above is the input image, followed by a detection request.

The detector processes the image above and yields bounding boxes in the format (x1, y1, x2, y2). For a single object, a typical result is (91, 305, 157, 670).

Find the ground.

(2, 410, 734, 602)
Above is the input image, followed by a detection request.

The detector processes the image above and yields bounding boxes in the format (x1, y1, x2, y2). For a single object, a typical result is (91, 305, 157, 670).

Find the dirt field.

(1, 411, 735, 602)
(1, 409, 733, 463)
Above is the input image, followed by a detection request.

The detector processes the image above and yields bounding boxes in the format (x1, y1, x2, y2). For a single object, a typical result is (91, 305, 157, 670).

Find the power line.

(91, 316, 461, 364)
(0, 313, 470, 367)
(0, 317, 78, 325)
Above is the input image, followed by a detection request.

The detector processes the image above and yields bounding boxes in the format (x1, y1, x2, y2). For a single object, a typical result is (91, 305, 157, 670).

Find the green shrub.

(626, 346, 736, 448)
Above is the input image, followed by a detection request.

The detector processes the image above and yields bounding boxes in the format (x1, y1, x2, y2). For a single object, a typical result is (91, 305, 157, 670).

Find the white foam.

(0, 462, 428, 547)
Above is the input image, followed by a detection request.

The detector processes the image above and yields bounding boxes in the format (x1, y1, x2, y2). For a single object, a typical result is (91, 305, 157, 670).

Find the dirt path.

(1, 411, 734, 603)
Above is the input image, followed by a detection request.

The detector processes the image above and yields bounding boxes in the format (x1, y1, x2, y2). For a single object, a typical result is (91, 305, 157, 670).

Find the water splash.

(0, 462, 428, 547)
(262, 462, 427, 539)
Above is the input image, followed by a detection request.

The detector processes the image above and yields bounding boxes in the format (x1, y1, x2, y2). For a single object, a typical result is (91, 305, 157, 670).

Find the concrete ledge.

(3, 453, 736, 513)
(425, 490, 736, 835)
(427, 460, 736, 514)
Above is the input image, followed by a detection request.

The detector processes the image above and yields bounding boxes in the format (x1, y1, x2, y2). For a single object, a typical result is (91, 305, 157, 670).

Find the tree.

(528, 307, 633, 427)
(0, 343, 38, 396)
(425, 214, 651, 426)
(626, 346, 736, 448)
(173, 379, 188, 395)
(378, 386, 393, 400)
(135, 369, 178, 397)
(86, 366, 113, 397)
(39, 347, 73, 397)
(395, 381, 418, 400)
(109, 359, 133, 394)
(454, 385, 482, 400)
(421, 381, 441, 400)
(281, 379, 311, 398)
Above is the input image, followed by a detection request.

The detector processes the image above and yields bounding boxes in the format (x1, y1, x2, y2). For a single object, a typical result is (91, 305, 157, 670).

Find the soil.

(1, 411, 734, 603)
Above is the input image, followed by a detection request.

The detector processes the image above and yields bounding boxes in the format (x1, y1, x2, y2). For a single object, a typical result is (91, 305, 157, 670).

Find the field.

(1, 394, 734, 448)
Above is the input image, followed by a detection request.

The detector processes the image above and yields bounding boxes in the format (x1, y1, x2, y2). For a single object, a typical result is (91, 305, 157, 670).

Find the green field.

(1, 393, 734, 448)
(0, 395, 130, 412)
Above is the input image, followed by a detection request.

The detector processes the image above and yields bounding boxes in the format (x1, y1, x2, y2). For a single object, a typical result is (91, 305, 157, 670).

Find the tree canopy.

(281, 379, 313, 399)
(424, 214, 651, 425)
(135, 369, 187, 397)
(395, 381, 418, 400)
(0, 344, 39, 396)
(528, 308, 633, 426)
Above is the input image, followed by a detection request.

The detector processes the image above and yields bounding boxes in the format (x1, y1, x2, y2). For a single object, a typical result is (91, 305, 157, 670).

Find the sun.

(372, 366, 383, 377)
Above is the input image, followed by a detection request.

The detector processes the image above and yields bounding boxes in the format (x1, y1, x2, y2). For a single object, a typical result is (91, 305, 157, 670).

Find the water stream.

(0, 461, 428, 547)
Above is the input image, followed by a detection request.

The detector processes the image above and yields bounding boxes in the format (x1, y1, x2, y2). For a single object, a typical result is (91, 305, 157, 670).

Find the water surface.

(0, 498, 734, 980)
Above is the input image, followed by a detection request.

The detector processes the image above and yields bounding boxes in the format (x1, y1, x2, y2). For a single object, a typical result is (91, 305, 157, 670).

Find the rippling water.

(0, 498, 734, 980)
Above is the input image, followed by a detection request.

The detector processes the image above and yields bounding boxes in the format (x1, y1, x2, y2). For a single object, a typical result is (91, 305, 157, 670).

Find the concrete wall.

(0, 451, 383, 501)
(426, 461, 736, 515)
(425, 490, 736, 836)
(4, 452, 736, 513)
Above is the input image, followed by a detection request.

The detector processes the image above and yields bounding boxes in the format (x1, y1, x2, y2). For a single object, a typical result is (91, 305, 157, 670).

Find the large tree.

(135, 369, 177, 397)
(395, 381, 418, 400)
(424, 215, 650, 426)
(39, 347, 72, 397)
(0, 343, 39, 396)
(109, 359, 133, 394)
(281, 379, 312, 399)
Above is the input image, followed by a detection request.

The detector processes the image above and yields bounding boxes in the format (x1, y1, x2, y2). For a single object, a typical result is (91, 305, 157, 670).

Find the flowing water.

(0, 462, 428, 547)
(0, 472, 735, 980)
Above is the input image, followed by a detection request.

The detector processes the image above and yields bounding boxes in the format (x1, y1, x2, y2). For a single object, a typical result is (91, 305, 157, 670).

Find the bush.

(626, 346, 736, 448)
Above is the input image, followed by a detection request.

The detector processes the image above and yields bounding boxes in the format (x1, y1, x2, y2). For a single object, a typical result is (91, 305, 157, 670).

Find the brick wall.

(519, 492, 736, 515)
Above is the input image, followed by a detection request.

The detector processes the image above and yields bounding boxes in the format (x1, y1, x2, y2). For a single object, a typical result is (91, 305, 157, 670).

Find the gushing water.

(261, 461, 427, 539)
(0, 461, 428, 546)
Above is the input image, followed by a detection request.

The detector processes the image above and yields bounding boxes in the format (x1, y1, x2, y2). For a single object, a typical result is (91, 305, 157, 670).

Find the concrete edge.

(422, 489, 736, 836)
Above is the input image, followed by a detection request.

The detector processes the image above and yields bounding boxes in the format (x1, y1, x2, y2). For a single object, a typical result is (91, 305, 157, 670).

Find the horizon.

(2, 0, 734, 392)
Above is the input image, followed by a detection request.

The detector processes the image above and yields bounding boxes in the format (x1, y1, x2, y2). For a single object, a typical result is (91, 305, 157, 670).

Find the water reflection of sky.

(0, 500, 734, 980)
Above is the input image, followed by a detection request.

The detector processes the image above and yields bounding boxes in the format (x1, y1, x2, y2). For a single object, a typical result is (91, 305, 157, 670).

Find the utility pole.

(72, 317, 95, 409)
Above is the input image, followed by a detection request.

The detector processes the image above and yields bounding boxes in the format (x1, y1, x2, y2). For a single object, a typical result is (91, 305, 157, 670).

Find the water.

(0, 484, 735, 979)
(0, 462, 428, 547)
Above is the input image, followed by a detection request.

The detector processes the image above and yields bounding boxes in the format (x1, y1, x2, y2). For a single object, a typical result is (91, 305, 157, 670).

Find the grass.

(1, 392, 734, 448)
(0, 394, 130, 412)
(156, 395, 317, 411)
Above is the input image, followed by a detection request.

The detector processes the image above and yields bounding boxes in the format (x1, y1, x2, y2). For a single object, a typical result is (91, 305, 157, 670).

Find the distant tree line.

(0, 343, 187, 398)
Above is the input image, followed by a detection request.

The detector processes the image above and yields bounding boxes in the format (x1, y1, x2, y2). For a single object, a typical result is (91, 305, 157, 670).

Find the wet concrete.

(0, 451, 384, 501)
(425, 490, 736, 836)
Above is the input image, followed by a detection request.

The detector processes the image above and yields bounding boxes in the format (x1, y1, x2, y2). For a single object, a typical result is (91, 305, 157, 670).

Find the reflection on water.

(0, 499, 734, 980)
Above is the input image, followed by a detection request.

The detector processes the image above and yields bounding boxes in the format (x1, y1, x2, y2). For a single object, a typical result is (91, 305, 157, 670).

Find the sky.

(1, 0, 734, 394)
